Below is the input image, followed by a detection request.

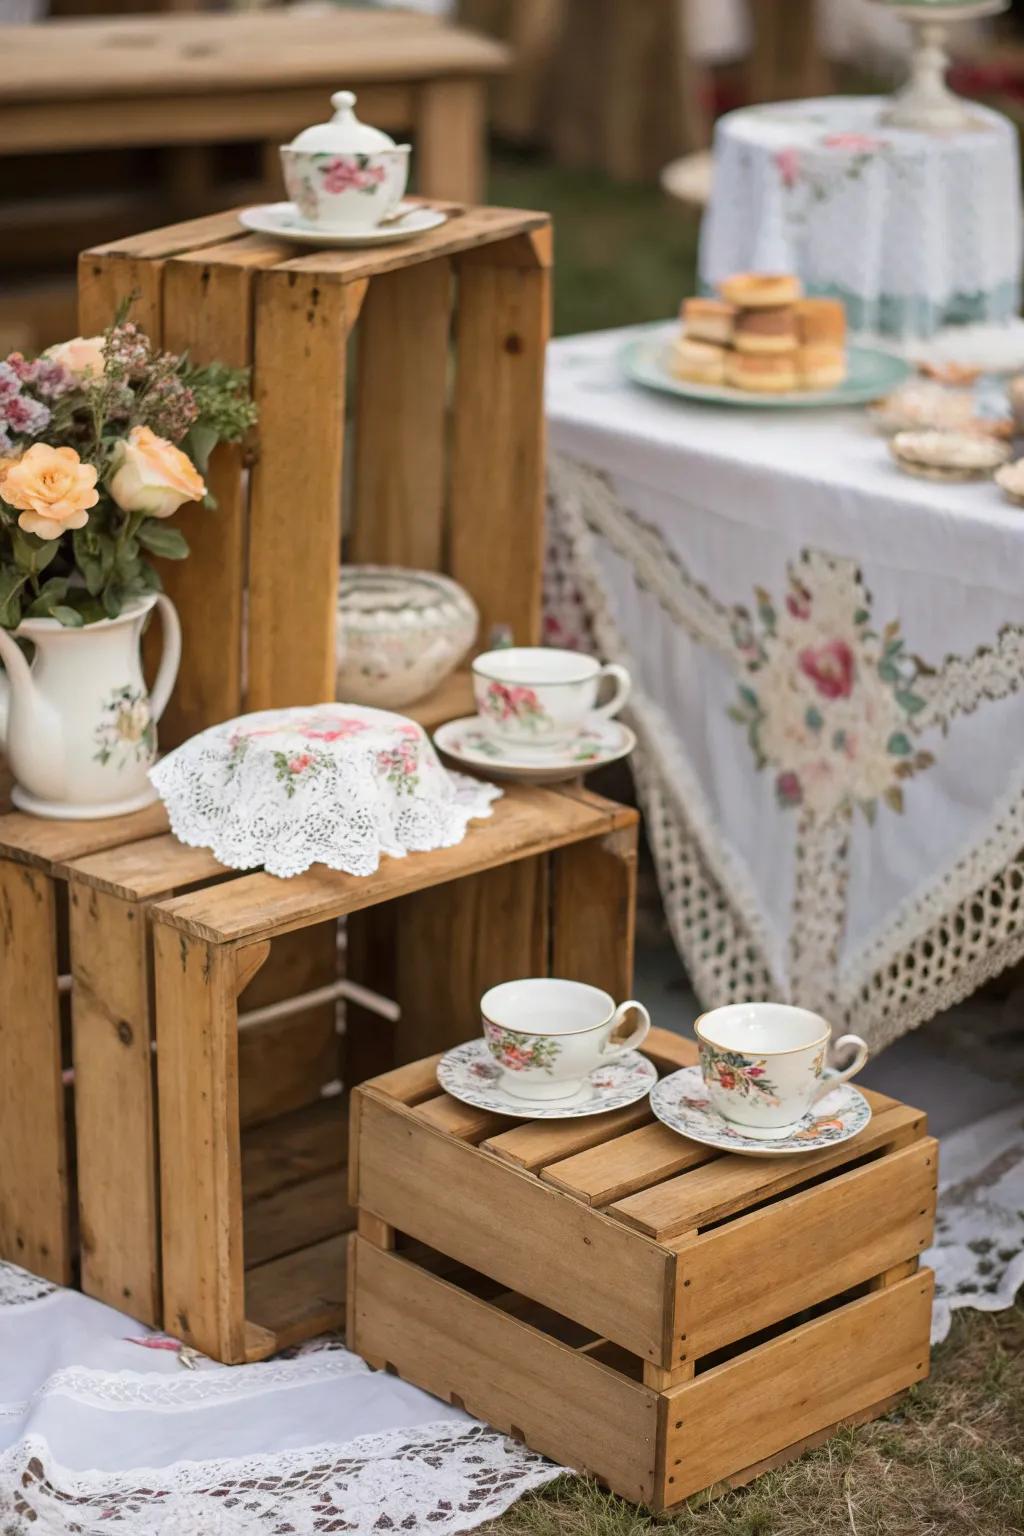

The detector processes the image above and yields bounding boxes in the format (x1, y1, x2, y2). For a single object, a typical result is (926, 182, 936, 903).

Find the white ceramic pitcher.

(0, 592, 181, 819)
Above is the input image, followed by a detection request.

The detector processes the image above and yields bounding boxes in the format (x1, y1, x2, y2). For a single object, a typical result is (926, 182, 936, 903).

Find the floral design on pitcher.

(699, 1044, 780, 1103)
(93, 684, 155, 769)
(727, 551, 935, 821)
(318, 154, 388, 195)
(480, 681, 548, 732)
(483, 1022, 561, 1074)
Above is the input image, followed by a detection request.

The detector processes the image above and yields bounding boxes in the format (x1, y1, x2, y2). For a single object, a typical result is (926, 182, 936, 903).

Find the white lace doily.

(151, 703, 501, 879)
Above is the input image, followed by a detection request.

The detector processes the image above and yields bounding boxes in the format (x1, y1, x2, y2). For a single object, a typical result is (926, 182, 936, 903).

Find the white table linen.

(545, 327, 1024, 1048)
(699, 96, 1022, 337)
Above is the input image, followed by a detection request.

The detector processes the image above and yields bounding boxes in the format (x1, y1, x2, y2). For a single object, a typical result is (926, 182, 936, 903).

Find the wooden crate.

(0, 803, 344, 1323)
(348, 1035, 938, 1509)
(79, 202, 551, 752)
(68, 784, 638, 1364)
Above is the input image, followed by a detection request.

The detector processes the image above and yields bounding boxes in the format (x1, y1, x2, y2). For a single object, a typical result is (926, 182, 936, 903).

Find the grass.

(478, 1300, 1024, 1536)
(487, 150, 701, 337)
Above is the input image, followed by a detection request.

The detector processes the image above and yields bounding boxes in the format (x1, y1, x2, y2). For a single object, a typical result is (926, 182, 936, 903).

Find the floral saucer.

(649, 1066, 872, 1158)
(433, 715, 636, 784)
(238, 202, 448, 247)
(437, 1039, 657, 1119)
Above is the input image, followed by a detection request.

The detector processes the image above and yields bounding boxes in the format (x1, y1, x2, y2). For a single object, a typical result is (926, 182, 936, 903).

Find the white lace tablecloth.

(699, 96, 1022, 338)
(545, 327, 1024, 1051)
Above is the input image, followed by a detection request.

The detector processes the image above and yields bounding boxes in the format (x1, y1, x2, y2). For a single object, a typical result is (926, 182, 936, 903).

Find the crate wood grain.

(144, 784, 638, 1362)
(80, 201, 551, 740)
(349, 1041, 937, 1506)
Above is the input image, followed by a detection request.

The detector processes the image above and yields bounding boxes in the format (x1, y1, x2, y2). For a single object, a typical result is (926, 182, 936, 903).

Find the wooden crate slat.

(672, 1139, 939, 1362)
(70, 886, 160, 1325)
(609, 1102, 929, 1240)
(66, 834, 226, 901)
(449, 231, 550, 646)
(245, 1231, 349, 1354)
(353, 1089, 672, 1365)
(541, 1122, 718, 1208)
(155, 925, 245, 1361)
(393, 857, 549, 1062)
(550, 825, 637, 999)
(412, 1095, 512, 1141)
(350, 1237, 660, 1507)
(662, 1271, 933, 1504)
(245, 1169, 355, 1270)
(152, 787, 635, 943)
(82, 209, 249, 261)
(237, 925, 341, 1127)
(276, 205, 548, 285)
(355, 1053, 444, 1107)
(247, 268, 361, 710)
(481, 1100, 654, 1173)
(242, 1099, 347, 1204)
(0, 860, 67, 1283)
(351, 259, 452, 571)
(0, 804, 168, 873)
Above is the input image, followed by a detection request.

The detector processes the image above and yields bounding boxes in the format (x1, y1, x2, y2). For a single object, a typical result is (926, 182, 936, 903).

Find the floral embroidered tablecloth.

(699, 96, 1022, 337)
(545, 327, 1024, 1051)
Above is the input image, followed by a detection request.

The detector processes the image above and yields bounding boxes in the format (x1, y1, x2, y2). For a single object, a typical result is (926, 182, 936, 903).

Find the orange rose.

(107, 425, 205, 519)
(1, 444, 99, 540)
(44, 335, 106, 380)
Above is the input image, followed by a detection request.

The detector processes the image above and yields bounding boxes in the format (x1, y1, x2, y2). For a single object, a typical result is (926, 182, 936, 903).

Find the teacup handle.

(812, 1033, 869, 1103)
(602, 1000, 651, 1058)
(593, 663, 631, 722)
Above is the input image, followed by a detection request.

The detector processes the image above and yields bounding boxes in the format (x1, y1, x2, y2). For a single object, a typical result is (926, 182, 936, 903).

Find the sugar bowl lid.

(288, 90, 405, 153)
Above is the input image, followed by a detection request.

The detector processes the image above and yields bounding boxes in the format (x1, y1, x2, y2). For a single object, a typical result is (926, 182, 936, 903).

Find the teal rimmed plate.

(619, 321, 912, 409)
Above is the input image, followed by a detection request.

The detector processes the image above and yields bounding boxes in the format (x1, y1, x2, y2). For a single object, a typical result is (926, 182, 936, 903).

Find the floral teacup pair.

(695, 1003, 868, 1140)
(472, 647, 631, 749)
(481, 978, 651, 1100)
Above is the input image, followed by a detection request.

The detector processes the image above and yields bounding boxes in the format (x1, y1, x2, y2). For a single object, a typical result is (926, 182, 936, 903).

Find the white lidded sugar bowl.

(280, 90, 411, 232)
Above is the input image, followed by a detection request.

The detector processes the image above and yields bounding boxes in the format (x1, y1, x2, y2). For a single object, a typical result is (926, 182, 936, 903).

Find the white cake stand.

(876, 0, 1009, 131)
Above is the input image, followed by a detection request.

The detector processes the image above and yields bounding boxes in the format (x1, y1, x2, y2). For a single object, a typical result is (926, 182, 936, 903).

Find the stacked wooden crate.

(348, 1031, 937, 1506)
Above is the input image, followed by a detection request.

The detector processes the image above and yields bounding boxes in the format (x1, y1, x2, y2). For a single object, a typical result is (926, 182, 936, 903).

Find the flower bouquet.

(0, 320, 256, 629)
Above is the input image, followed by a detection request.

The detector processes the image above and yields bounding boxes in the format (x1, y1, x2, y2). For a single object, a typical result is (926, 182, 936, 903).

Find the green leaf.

(878, 660, 899, 683)
(51, 605, 85, 628)
(853, 607, 870, 625)
(102, 581, 125, 620)
(860, 798, 877, 826)
(0, 568, 27, 629)
(805, 706, 824, 732)
(184, 422, 219, 475)
(11, 529, 60, 575)
(738, 685, 759, 710)
(896, 690, 926, 715)
(887, 732, 912, 757)
(137, 522, 189, 560)
(26, 576, 70, 618)
(883, 783, 904, 815)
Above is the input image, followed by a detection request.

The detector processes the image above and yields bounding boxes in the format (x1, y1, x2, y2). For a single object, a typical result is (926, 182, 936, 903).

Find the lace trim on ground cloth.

(0, 1421, 560, 1536)
(547, 451, 1024, 1047)
(0, 1263, 59, 1309)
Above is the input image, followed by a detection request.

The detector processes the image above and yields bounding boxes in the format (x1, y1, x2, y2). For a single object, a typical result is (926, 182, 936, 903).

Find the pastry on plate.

(796, 297, 846, 348)
(719, 272, 802, 309)
(681, 297, 735, 346)
(890, 429, 1011, 481)
(734, 306, 798, 354)
(798, 344, 846, 389)
(671, 335, 727, 385)
(726, 350, 797, 393)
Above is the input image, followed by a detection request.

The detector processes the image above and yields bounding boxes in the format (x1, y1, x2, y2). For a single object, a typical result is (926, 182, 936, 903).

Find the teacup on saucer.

(481, 977, 650, 1101)
(472, 647, 630, 750)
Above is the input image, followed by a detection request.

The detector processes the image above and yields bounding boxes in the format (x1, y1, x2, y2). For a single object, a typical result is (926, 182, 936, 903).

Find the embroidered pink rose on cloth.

(798, 639, 855, 700)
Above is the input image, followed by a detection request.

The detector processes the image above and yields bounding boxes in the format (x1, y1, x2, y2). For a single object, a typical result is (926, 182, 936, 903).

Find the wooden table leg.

(417, 78, 486, 203)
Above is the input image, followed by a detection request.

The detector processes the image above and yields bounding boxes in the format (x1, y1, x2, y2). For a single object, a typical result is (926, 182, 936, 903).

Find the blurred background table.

(699, 94, 1022, 338)
(544, 325, 1024, 1048)
(0, 7, 509, 352)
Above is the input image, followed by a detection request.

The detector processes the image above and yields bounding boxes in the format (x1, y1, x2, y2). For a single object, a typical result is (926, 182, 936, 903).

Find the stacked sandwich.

(672, 274, 847, 394)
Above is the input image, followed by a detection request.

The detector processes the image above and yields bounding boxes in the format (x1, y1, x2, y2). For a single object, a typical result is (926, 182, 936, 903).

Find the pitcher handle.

(602, 1000, 651, 1058)
(148, 593, 182, 725)
(812, 1033, 869, 1104)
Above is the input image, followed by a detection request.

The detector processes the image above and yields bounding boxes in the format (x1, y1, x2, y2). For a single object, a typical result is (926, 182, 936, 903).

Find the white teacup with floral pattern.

(472, 647, 631, 748)
(695, 1002, 868, 1140)
(481, 978, 651, 1101)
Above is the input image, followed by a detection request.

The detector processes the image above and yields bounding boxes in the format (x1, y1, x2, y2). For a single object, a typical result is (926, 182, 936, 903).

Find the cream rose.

(1, 443, 99, 540)
(107, 426, 205, 519)
(44, 335, 106, 380)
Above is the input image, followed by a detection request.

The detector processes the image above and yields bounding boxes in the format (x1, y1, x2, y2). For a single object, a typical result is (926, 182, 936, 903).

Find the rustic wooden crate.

(0, 804, 345, 1323)
(81, 784, 641, 1364)
(348, 1034, 937, 1509)
(78, 202, 551, 752)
